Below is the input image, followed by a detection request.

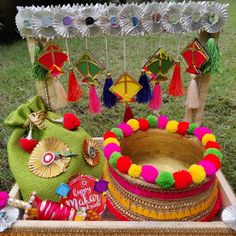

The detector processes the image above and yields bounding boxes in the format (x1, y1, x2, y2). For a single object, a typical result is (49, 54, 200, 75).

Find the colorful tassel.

(149, 82, 162, 112)
(123, 104, 134, 123)
(67, 68, 83, 102)
(203, 38, 221, 74)
(89, 85, 102, 114)
(136, 70, 152, 103)
(102, 73, 117, 108)
(31, 42, 48, 80)
(53, 77, 68, 109)
(168, 62, 184, 97)
(184, 74, 199, 109)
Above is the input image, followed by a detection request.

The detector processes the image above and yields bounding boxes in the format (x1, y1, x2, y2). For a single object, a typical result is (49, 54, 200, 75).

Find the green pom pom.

(109, 152, 122, 168)
(188, 123, 198, 135)
(111, 128, 123, 139)
(156, 171, 175, 189)
(203, 38, 221, 74)
(204, 148, 223, 160)
(31, 43, 48, 80)
(146, 115, 157, 128)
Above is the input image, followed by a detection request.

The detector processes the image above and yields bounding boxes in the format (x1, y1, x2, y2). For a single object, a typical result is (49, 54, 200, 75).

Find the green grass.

(0, 0, 236, 193)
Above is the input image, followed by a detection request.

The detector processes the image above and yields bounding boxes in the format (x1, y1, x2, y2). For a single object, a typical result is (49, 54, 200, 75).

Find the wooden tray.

(4, 138, 236, 236)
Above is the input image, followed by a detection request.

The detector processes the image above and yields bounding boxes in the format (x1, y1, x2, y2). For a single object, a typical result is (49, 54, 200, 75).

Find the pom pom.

(128, 164, 142, 178)
(127, 119, 140, 131)
(103, 138, 120, 147)
(187, 123, 198, 135)
(203, 154, 221, 170)
(111, 128, 124, 139)
(0, 191, 9, 208)
(63, 113, 81, 130)
(156, 171, 175, 189)
(103, 131, 117, 140)
(198, 160, 217, 176)
(194, 127, 212, 140)
(123, 104, 134, 123)
(117, 123, 133, 137)
(157, 115, 168, 129)
(188, 164, 206, 184)
(136, 71, 152, 103)
(103, 143, 121, 159)
(168, 62, 184, 97)
(202, 134, 216, 146)
(204, 148, 223, 160)
(146, 115, 157, 128)
(19, 138, 38, 153)
(205, 141, 221, 150)
(177, 122, 190, 136)
(149, 82, 162, 111)
(102, 76, 117, 108)
(109, 152, 122, 168)
(116, 156, 132, 174)
(173, 170, 192, 189)
(138, 119, 149, 131)
(166, 120, 179, 133)
(67, 69, 83, 102)
(89, 85, 102, 113)
(141, 165, 159, 183)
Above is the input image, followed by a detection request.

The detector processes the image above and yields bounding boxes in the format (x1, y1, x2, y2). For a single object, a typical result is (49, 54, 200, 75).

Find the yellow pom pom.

(103, 137, 120, 147)
(166, 120, 179, 133)
(127, 119, 140, 131)
(188, 164, 206, 184)
(202, 133, 216, 146)
(128, 164, 142, 178)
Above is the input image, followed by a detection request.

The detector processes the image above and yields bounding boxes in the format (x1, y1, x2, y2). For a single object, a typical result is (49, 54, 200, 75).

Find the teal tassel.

(203, 38, 221, 74)
(31, 43, 48, 80)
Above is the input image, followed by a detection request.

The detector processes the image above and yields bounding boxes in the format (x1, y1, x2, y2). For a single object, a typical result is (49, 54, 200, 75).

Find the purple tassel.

(136, 70, 152, 103)
(102, 73, 117, 108)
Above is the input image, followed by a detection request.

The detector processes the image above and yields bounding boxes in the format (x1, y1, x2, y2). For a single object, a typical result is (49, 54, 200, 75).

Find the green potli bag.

(4, 96, 105, 202)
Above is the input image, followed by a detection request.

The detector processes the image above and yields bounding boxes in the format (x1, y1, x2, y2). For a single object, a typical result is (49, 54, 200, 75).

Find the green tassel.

(31, 43, 48, 80)
(203, 38, 221, 74)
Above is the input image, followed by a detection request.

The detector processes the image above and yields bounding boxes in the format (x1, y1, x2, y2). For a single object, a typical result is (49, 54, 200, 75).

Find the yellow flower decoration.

(202, 134, 216, 146)
(128, 164, 142, 178)
(188, 164, 206, 184)
(166, 120, 179, 133)
(127, 119, 140, 131)
(103, 137, 120, 147)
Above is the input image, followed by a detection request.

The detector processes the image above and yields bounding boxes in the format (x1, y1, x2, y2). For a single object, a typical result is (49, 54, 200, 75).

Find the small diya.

(103, 115, 222, 221)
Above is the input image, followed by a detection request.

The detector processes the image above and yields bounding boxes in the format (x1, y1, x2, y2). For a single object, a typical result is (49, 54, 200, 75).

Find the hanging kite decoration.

(110, 72, 142, 122)
(143, 48, 175, 112)
(74, 50, 105, 113)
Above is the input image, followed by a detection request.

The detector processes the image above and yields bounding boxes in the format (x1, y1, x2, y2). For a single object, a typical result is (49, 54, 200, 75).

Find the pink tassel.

(89, 85, 102, 113)
(149, 82, 162, 111)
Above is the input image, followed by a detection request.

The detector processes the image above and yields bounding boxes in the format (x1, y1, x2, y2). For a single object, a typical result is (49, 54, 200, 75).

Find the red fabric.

(67, 69, 83, 102)
(203, 154, 221, 170)
(116, 156, 132, 174)
(106, 199, 129, 221)
(138, 118, 149, 131)
(205, 141, 221, 150)
(173, 170, 192, 189)
(63, 113, 81, 131)
(177, 122, 190, 136)
(19, 138, 38, 153)
(168, 62, 184, 97)
(123, 105, 134, 123)
(103, 131, 117, 140)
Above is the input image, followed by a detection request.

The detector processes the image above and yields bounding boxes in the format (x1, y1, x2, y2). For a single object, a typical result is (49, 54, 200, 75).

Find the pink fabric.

(0, 191, 9, 209)
(89, 85, 102, 113)
(117, 123, 133, 137)
(149, 82, 162, 111)
(141, 165, 159, 183)
(104, 143, 121, 159)
(194, 127, 212, 140)
(109, 166, 215, 200)
(157, 115, 168, 129)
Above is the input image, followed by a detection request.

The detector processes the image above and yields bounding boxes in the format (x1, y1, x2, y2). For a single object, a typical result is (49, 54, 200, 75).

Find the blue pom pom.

(136, 73, 152, 103)
(55, 183, 70, 197)
(102, 77, 118, 108)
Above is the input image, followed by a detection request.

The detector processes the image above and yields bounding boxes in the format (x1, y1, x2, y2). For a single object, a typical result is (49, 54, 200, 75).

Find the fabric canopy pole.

(183, 30, 221, 125)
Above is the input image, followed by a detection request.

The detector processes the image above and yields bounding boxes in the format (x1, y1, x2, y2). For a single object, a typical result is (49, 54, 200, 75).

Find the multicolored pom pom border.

(103, 115, 223, 190)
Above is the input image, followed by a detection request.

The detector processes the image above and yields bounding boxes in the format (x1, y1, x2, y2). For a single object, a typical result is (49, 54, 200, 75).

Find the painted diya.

(103, 115, 223, 221)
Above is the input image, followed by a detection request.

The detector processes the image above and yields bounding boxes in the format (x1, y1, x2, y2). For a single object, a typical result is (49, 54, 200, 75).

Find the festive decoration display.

(82, 139, 100, 166)
(103, 114, 222, 221)
(16, 3, 228, 38)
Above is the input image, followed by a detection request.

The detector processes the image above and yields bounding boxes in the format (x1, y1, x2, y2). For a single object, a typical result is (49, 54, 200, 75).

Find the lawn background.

(0, 0, 235, 192)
